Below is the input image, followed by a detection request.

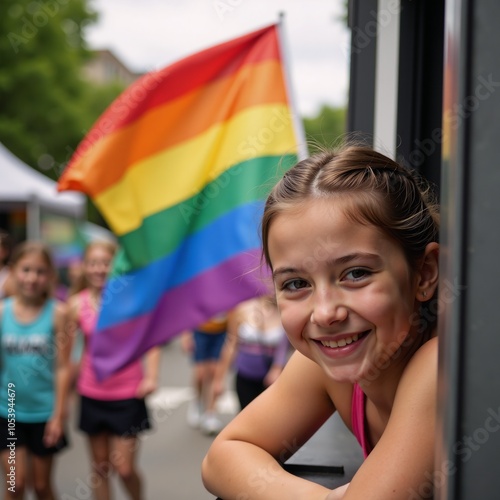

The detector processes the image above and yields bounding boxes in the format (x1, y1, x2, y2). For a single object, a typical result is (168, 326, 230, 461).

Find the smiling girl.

(0, 242, 71, 499)
(69, 241, 160, 500)
(202, 144, 440, 499)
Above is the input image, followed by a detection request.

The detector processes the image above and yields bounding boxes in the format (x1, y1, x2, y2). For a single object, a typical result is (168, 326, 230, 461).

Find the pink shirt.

(77, 289, 143, 400)
(351, 383, 372, 458)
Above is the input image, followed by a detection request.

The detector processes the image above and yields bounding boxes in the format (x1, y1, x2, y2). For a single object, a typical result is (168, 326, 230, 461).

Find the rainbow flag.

(58, 24, 302, 378)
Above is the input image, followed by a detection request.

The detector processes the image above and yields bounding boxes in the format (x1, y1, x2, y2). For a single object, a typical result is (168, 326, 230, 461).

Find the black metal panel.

(346, 0, 378, 139)
(396, 0, 445, 192)
(437, 0, 500, 498)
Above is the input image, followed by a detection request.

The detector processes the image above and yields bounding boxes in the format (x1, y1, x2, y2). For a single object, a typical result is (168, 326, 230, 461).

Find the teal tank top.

(0, 297, 56, 422)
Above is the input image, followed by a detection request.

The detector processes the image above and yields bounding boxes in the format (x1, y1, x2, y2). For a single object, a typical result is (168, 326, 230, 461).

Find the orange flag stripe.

(61, 60, 287, 198)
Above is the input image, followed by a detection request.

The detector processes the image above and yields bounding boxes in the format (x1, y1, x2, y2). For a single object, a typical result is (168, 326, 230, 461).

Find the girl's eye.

(344, 268, 371, 281)
(282, 279, 309, 291)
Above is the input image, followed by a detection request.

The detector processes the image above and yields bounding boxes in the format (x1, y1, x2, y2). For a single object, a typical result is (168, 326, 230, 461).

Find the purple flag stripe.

(91, 250, 272, 379)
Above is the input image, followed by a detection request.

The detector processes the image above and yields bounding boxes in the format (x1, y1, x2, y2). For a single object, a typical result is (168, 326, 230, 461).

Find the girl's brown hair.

(262, 144, 439, 272)
(0, 229, 13, 266)
(83, 240, 117, 261)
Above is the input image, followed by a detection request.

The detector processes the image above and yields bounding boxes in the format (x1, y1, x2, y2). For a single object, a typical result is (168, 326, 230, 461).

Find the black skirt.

(78, 395, 151, 437)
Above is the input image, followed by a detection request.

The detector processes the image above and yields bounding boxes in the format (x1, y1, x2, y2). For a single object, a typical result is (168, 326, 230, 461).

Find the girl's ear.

(416, 242, 439, 302)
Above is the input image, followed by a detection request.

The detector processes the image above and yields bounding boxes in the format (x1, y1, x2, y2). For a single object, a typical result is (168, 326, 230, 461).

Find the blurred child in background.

(182, 314, 228, 435)
(215, 295, 290, 410)
(0, 241, 72, 499)
(0, 229, 14, 298)
(69, 241, 160, 500)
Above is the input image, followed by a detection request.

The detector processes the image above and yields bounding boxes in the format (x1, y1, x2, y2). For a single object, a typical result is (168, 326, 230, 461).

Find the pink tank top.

(351, 383, 372, 458)
(77, 289, 143, 400)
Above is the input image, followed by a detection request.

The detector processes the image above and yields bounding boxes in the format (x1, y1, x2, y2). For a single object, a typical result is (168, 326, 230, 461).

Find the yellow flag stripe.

(94, 103, 297, 235)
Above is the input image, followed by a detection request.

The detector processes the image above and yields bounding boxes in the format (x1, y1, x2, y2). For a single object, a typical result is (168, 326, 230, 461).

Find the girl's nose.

(310, 290, 348, 327)
(26, 270, 38, 282)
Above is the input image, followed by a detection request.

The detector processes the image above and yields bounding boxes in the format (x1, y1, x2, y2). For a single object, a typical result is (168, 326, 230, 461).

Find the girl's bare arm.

(202, 351, 338, 499)
(44, 301, 72, 446)
(137, 346, 161, 398)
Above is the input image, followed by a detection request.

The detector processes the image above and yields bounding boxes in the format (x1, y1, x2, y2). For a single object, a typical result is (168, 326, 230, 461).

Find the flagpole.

(276, 11, 309, 160)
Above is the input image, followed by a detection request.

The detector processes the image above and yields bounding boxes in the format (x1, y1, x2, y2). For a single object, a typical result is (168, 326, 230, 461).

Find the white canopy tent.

(0, 142, 85, 239)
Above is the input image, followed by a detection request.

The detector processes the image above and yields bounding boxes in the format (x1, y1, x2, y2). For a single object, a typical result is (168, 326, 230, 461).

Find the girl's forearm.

(144, 346, 161, 381)
(53, 364, 71, 421)
(202, 440, 332, 500)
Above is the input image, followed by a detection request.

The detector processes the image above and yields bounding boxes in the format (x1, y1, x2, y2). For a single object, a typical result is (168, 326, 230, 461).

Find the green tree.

(0, 0, 100, 179)
(303, 105, 347, 150)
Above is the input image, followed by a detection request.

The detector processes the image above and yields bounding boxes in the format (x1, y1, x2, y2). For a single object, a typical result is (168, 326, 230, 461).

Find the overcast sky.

(86, 0, 351, 117)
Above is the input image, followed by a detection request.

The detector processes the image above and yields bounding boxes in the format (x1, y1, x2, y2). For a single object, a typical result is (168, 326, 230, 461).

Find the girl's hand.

(136, 376, 158, 398)
(43, 417, 63, 448)
(324, 482, 350, 499)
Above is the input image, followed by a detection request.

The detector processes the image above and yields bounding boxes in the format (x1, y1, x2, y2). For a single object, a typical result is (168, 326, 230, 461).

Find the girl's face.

(268, 199, 422, 384)
(12, 252, 52, 301)
(84, 246, 114, 291)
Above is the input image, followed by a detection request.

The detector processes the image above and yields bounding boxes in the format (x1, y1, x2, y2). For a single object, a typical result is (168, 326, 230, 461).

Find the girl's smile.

(269, 198, 420, 384)
(314, 329, 371, 358)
